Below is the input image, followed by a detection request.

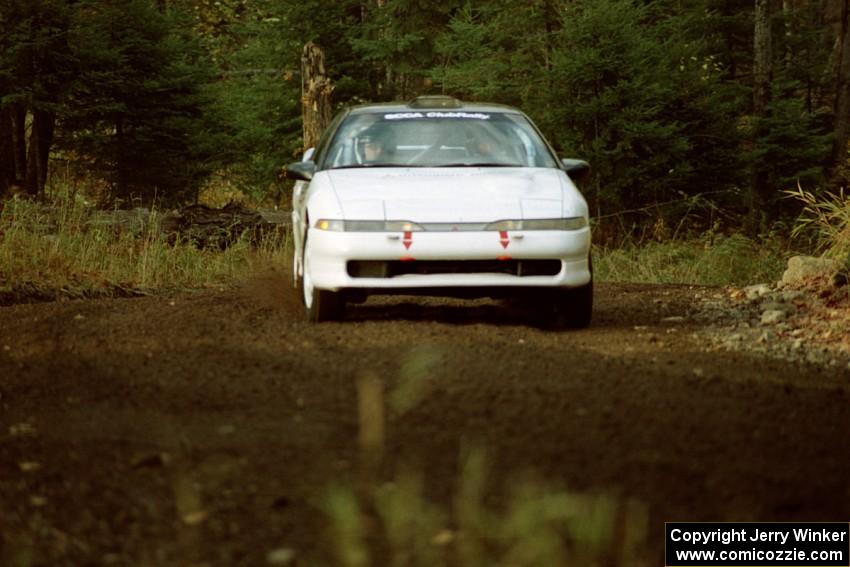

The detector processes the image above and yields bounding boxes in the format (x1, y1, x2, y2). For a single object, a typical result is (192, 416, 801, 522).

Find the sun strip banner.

(665, 523, 850, 567)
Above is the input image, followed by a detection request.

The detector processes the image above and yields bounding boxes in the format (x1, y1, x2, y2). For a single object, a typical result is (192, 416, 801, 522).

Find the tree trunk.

(723, 0, 739, 80)
(0, 106, 14, 197)
(832, 0, 850, 178)
(11, 102, 27, 185)
(24, 109, 55, 198)
(782, 0, 792, 66)
(114, 117, 129, 203)
(300, 42, 334, 152)
(749, 0, 772, 237)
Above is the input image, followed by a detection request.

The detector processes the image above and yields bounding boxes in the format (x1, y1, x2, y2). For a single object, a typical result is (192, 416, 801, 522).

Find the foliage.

(206, 16, 302, 202)
(0, 0, 75, 195)
(0, 184, 288, 298)
(432, 0, 747, 216)
(320, 355, 650, 567)
(773, 1, 836, 113)
(352, 0, 464, 100)
(201, 0, 369, 201)
(59, 0, 225, 206)
(322, 455, 643, 567)
(551, 1, 746, 212)
(594, 232, 790, 286)
(433, 1, 561, 109)
(788, 185, 850, 265)
(0, 0, 74, 112)
(747, 86, 832, 201)
(1, 0, 847, 230)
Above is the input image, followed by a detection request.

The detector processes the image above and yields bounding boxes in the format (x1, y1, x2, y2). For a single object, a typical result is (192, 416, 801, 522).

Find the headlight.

(314, 219, 346, 231)
(484, 217, 587, 231)
(314, 219, 424, 232)
(314, 218, 586, 231)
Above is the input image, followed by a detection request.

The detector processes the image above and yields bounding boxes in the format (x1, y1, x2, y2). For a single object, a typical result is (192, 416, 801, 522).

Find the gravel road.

(2, 276, 849, 565)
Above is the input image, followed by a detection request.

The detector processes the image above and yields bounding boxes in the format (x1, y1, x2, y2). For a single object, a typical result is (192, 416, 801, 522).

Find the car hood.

(324, 167, 569, 223)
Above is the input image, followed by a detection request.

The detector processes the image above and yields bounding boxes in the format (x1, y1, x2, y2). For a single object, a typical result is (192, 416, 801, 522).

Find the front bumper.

(306, 227, 592, 292)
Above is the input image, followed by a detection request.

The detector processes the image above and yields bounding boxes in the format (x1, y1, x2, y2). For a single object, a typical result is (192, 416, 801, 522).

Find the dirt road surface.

(2, 278, 849, 565)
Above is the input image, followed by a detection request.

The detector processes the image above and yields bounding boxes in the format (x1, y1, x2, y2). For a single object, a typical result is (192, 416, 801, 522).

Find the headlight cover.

(484, 217, 587, 231)
(314, 219, 424, 232)
(314, 217, 587, 231)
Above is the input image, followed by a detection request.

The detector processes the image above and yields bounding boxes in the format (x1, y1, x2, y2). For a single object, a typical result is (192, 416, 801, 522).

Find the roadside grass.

(787, 185, 850, 268)
(595, 187, 850, 287)
(322, 454, 648, 567)
(3, 186, 811, 300)
(0, 192, 288, 302)
(316, 353, 649, 567)
(593, 233, 790, 286)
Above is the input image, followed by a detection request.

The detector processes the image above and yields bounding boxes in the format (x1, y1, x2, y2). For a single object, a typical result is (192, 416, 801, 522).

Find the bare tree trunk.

(0, 106, 14, 197)
(114, 117, 129, 203)
(749, 0, 773, 237)
(782, 0, 792, 66)
(753, 0, 772, 127)
(371, 0, 393, 99)
(10, 102, 27, 184)
(24, 109, 54, 198)
(722, 0, 740, 80)
(300, 42, 334, 152)
(832, 0, 850, 178)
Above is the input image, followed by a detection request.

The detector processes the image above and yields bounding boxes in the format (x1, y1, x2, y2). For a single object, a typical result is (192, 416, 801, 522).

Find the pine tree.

(62, 0, 223, 205)
(0, 0, 74, 197)
(434, 0, 745, 216)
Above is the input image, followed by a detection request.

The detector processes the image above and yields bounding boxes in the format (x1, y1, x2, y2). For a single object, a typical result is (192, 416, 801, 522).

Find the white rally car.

(285, 96, 592, 327)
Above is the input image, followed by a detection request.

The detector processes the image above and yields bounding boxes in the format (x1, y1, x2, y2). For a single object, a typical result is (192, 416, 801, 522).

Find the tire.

(300, 235, 344, 322)
(306, 286, 344, 323)
(559, 278, 593, 329)
(529, 256, 593, 330)
(292, 244, 303, 298)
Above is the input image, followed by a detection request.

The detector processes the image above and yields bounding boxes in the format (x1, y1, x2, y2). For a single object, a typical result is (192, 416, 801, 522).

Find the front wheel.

(529, 258, 593, 330)
(558, 278, 593, 329)
(301, 237, 345, 322)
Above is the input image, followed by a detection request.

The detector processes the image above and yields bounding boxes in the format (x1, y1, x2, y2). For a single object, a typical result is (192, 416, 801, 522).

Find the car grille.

(347, 259, 562, 278)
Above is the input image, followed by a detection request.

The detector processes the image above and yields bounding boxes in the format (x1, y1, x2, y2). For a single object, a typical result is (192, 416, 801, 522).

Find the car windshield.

(322, 111, 558, 169)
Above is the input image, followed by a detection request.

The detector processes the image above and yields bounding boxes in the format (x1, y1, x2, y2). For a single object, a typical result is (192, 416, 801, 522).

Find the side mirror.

(285, 161, 316, 182)
(302, 147, 315, 162)
(561, 158, 590, 183)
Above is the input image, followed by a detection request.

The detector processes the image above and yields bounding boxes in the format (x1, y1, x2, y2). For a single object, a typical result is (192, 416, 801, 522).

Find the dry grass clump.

(787, 184, 850, 267)
(0, 190, 288, 302)
(594, 232, 788, 286)
(323, 449, 648, 567)
(319, 356, 649, 567)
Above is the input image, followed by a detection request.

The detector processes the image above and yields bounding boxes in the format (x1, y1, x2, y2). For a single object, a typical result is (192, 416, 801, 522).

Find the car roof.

(346, 96, 524, 116)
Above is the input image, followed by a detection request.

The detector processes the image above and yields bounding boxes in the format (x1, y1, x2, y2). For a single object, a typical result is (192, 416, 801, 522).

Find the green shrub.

(594, 233, 789, 286)
(0, 190, 288, 300)
(788, 185, 850, 268)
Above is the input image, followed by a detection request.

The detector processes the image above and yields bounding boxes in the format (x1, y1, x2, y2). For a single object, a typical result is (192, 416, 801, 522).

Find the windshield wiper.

(436, 162, 523, 168)
(327, 162, 523, 170)
(327, 163, 402, 169)
(329, 163, 449, 170)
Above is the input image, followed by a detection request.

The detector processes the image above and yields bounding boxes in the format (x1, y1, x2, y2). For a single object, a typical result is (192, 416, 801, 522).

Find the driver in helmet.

(358, 128, 395, 165)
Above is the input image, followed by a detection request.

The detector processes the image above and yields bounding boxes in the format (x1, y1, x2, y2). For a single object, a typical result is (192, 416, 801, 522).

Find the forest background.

(2, 0, 850, 285)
